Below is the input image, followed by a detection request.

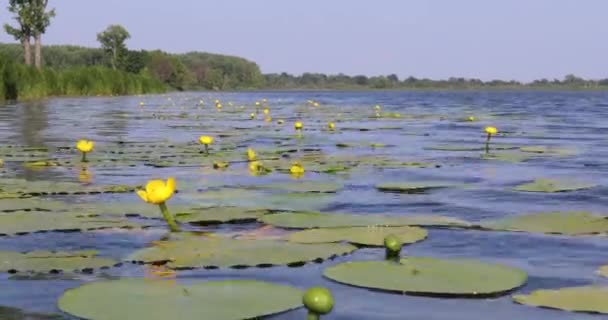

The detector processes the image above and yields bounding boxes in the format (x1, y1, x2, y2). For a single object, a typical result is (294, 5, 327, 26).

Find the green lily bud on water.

(303, 287, 334, 320)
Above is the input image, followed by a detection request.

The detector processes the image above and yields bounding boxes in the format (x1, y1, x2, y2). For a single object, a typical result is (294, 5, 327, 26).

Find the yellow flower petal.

(166, 177, 175, 194)
(145, 180, 166, 195)
(136, 189, 149, 203)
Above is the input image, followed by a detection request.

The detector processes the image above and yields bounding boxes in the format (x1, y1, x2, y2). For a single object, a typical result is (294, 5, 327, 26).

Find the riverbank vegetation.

(0, 54, 165, 100)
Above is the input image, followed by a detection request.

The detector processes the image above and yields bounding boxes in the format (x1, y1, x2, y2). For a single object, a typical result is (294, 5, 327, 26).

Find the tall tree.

(30, 0, 56, 69)
(4, 0, 33, 65)
(97, 25, 131, 70)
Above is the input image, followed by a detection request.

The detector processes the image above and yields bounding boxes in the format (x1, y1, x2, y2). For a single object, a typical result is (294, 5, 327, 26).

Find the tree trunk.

(22, 38, 32, 66)
(112, 47, 117, 70)
(34, 33, 42, 69)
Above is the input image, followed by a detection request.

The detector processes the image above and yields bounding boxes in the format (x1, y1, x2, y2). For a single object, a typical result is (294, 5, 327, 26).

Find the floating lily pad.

(0, 178, 136, 196)
(249, 181, 342, 193)
(176, 207, 270, 225)
(0, 212, 142, 235)
(427, 145, 517, 152)
(598, 266, 608, 278)
(58, 279, 303, 320)
(0, 306, 62, 320)
(127, 238, 356, 269)
(0, 199, 69, 212)
(483, 212, 608, 235)
(520, 146, 577, 156)
(513, 286, 608, 314)
(261, 212, 469, 229)
(481, 152, 536, 163)
(376, 182, 456, 193)
(288, 226, 428, 246)
(514, 179, 596, 193)
(324, 257, 527, 297)
(0, 250, 117, 273)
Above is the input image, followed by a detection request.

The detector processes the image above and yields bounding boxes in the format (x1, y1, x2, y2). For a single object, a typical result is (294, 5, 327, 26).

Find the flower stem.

(385, 247, 401, 263)
(204, 144, 209, 155)
(81, 152, 87, 163)
(485, 134, 492, 154)
(158, 203, 180, 232)
(307, 311, 320, 320)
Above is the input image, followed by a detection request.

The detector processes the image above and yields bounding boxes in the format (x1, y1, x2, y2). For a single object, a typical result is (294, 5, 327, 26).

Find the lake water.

(1, 91, 608, 319)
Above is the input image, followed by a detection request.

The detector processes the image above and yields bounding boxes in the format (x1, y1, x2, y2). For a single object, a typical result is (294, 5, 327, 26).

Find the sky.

(1, 0, 607, 82)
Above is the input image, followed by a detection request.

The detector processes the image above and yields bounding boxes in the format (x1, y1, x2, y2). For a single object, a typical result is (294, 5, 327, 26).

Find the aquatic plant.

(199, 135, 214, 155)
(136, 177, 180, 232)
(328, 122, 336, 131)
(75, 140, 94, 163)
(303, 287, 334, 320)
(290, 162, 305, 178)
(484, 126, 497, 153)
(247, 147, 257, 161)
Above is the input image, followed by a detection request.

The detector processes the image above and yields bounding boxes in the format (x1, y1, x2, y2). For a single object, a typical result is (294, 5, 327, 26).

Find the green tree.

(4, 0, 33, 65)
(97, 25, 131, 70)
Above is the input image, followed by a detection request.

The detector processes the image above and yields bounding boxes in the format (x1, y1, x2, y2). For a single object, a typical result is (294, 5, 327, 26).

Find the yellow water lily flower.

(485, 126, 497, 135)
(137, 177, 176, 205)
(290, 162, 305, 174)
(0, 159, 3, 167)
(313, 102, 320, 107)
(76, 140, 94, 163)
(328, 122, 336, 131)
(467, 116, 477, 122)
(265, 116, 272, 123)
(139, 101, 145, 106)
(374, 105, 381, 111)
(294, 121, 303, 130)
(199, 136, 214, 145)
(262, 98, 267, 103)
(216, 103, 222, 109)
(263, 108, 270, 115)
(250, 113, 256, 120)
(248, 161, 271, 176)
(255, 101, 261, 106)
(277, 119, 285, 125)
(247, 148, 257, 161)
(76, 140, 94, 153)
(199, 136, 214, 155)
(214, 99, 220, 104)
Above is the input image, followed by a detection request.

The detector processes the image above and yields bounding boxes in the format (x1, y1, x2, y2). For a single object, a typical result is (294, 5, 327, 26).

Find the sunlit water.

(1, 91, 608, 319)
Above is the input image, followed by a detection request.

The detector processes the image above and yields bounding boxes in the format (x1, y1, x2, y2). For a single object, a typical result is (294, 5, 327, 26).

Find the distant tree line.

(263, 73, 608, 90)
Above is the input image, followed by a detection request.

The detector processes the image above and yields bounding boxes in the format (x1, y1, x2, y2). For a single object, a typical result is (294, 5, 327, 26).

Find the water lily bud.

(303, 287, 334, 316)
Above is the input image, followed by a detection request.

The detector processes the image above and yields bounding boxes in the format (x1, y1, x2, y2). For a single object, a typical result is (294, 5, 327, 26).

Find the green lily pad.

(176, 207, 270, 225)
(520, 146, 577, 156)
(58, 279, 303, 320)
(0, 250, 117, 273)
(324, 257, 527, 297)
(249, 181, 342, 193)
(376, 182, 456, 193)
(0, 212, 142, 235)
(127, 238, 356, 269)
(288, 226, 428, 246)
(598, 266, 608, 278)
(261, 212, 469, 229)
(0, 178, 136, 196)
(481, 152, 536, 163)
(483, 212, 608, 235)
(513, 286, 608, 314)
(514, 179, 596, 193)
(427, 145, 517, 152)
(0, 306, 62, 320)
(0, 199, 69, 212)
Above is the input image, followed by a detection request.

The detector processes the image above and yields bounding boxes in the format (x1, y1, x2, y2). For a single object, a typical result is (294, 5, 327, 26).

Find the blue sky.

(1, 0, 607, 81)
